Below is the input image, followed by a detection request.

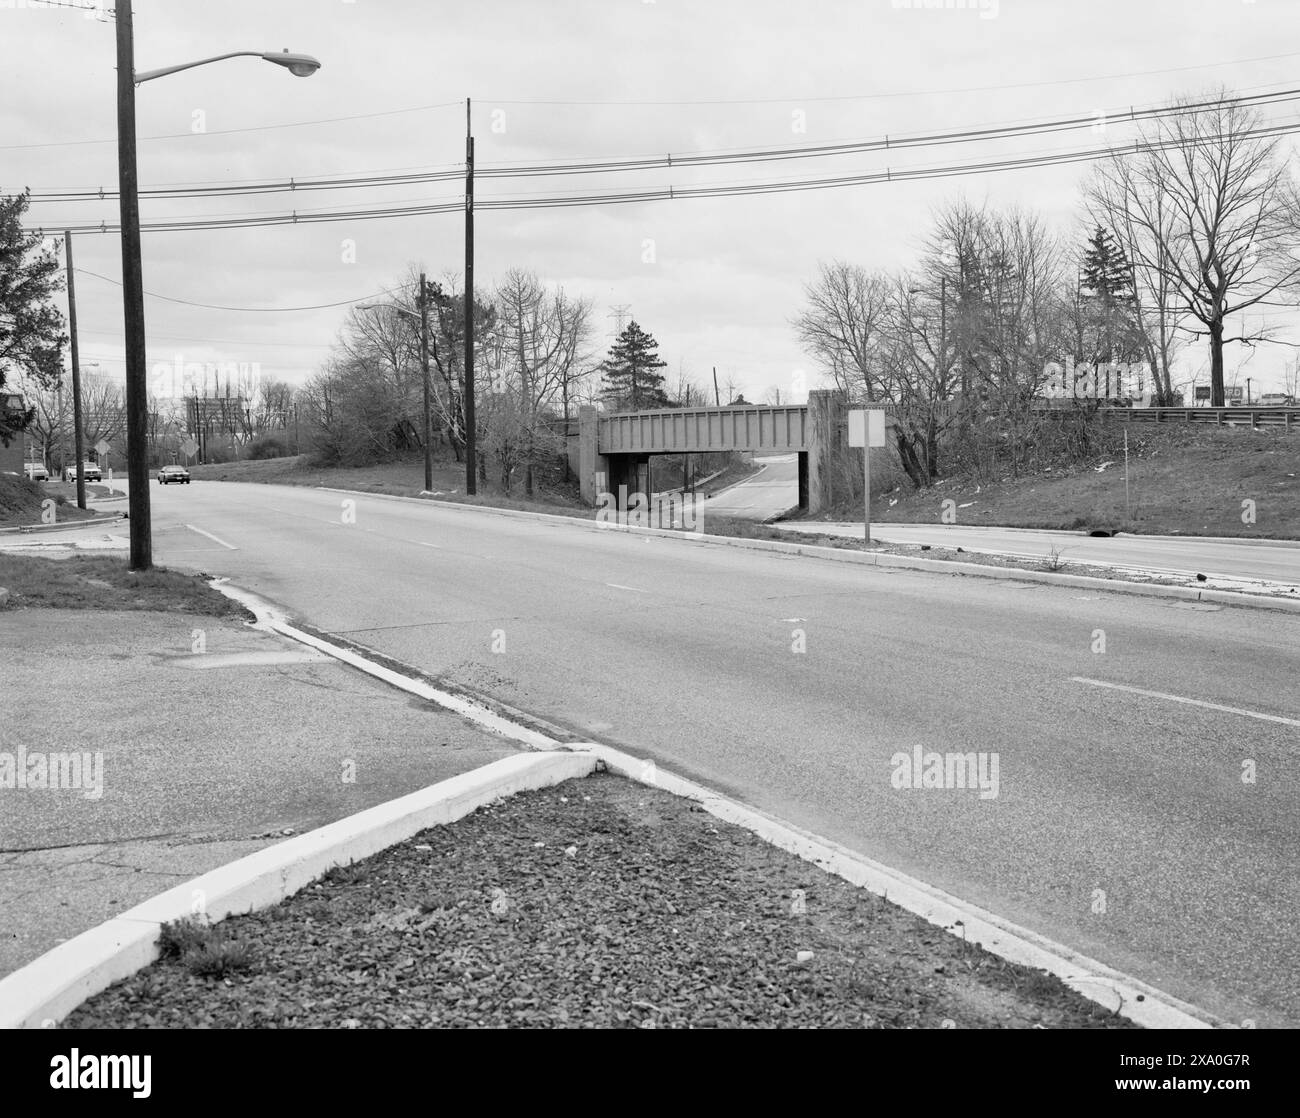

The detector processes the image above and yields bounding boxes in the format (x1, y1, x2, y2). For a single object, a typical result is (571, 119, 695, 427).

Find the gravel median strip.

(66, 773, 1136, 1030)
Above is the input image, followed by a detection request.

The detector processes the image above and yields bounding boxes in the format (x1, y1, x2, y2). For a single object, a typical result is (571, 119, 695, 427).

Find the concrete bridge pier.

(578, 405, 607, 505)
(804, 389, 838, 514)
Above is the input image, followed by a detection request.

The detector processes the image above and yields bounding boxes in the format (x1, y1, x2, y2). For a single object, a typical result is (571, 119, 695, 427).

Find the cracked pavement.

(0, 606, 517, 977)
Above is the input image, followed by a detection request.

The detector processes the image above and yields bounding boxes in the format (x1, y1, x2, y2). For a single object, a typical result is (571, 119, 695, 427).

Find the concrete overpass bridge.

(577, 390, 865, 513)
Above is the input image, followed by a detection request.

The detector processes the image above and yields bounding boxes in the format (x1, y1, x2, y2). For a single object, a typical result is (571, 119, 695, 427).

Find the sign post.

(95, 439, 111, 480)
(848, 409, 887, 543)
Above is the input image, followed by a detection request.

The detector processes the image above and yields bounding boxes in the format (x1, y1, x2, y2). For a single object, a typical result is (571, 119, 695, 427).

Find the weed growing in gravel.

(157, 917, 214, 960)
(156, 916, 256, 978)
(324, 862, 370, 886)
(183, 941, 256, 979)
(1043, 545, 1067, 572)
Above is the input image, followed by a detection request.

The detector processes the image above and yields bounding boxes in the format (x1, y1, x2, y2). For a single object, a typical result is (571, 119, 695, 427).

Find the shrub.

(246, 435, 291, 461)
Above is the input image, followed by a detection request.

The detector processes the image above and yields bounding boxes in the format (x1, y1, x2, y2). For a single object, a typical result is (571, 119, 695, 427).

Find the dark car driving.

(158, 465, 191, 485)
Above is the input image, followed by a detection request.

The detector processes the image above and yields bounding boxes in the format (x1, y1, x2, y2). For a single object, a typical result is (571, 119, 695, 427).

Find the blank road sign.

(94, 440, 111, 457)
(848, 409, 886, 448)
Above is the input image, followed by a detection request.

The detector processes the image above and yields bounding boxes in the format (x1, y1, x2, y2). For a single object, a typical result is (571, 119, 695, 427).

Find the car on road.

(1259, 393, 1294, 407)
(23, 462, 49, 482)
(158, 465, 191, 485)
(66, 462, 102, 482)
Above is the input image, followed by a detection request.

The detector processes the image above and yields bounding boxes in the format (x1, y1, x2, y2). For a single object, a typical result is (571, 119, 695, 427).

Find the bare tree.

(492, 268, 594, 495)
(12, 370, 65, 468)
(793, 261, 893, 400)
(80, 375, 126, 458)
(927, 201, 1068, 400)
(1086, 92, 1300, 405)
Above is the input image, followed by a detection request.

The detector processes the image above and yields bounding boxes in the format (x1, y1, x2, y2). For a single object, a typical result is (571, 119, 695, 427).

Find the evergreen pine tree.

(1081, 225, 1134, 310)
(1078, 226, 1145, 394)
(600, 321, 669, 411)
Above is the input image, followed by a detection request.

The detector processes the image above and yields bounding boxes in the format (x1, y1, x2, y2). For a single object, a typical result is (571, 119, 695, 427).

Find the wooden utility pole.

(64, 230, 87, 510)
(712, 366, 720, 407)
(463, 98, 477, 495)
(417, 272, 433, 492)
(116, 0, 152, 568)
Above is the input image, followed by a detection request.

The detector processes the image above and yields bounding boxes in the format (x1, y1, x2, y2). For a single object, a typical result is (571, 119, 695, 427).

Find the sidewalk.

(0, 606, 517, 977)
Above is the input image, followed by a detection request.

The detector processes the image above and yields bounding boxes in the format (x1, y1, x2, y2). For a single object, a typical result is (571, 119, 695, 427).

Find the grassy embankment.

(796, 423, 1300, 540)
(0, 474, 109, 529)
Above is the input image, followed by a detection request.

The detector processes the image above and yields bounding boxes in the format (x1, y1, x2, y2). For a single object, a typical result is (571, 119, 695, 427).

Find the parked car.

(1259, 393, 1294, 407)
(66, 462, 102, 482)
(23, 462, 49, 482)
(158, 465, 191, 485)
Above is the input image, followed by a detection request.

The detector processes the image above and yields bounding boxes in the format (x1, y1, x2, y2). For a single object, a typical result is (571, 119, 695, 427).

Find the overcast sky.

(5, 0, 1300, 402)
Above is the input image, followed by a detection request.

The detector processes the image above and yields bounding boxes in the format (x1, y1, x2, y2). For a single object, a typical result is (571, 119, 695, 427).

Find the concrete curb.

(862, 522, 1300, 549)
(307, 484, 1300, 613)
(579, 743, 1228, 1030)
(0, 751, 597, 1029)
(0, 514, 125, 536)
(212, 587, 1228, 1029)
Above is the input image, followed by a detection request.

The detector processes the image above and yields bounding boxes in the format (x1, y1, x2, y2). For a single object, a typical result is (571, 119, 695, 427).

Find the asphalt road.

(696, 454, 800, 521)
(131, 478, 1299, 1026)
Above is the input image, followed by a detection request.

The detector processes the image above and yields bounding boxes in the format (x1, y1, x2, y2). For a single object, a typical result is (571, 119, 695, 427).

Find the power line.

(40, 115, 1300, 236)
(21, 85, 1300, 204)
(73, 268, 413, 311)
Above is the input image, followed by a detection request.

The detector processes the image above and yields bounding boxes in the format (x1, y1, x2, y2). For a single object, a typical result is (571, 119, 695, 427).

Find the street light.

(115, 1, 320, 569)
(135, 49, 322, 84)
(357, 274, 435, 493)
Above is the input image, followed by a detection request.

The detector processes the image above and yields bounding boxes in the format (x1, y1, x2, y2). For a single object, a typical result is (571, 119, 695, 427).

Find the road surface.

(697, 454, 799, 520)
(101, 479, 1300, 1026)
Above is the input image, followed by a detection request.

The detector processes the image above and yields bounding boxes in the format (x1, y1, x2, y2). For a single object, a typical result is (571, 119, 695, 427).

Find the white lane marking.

(184, 524, 238, 550)
(412, 540, 442, 549)
(1071, 676, 1300, 728)
(606, 582, 648, 593)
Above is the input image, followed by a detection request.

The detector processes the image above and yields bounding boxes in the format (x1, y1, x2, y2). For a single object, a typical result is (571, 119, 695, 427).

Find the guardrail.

(1103, 407, 1299, 429)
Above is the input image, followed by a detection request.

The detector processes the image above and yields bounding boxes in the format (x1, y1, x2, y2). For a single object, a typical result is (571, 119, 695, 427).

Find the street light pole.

(464, 98, 477, 495)
(115, 0, 150, 569)
(113, 3, 320, 571)
(64, 230, 87, 510)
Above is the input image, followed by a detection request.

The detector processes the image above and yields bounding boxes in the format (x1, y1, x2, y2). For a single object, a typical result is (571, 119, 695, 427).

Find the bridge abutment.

(805, 389, 838, 514)
(578, 405, 608, 505)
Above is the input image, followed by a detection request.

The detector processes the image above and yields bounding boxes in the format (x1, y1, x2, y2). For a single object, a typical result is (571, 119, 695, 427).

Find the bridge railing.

(1100, 406, 1299, 429)
(598, 405, 812, 453)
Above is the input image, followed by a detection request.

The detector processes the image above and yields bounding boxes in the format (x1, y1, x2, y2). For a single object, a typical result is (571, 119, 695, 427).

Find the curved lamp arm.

(357, 302, 418, 321)
(135, 50, 321, 85)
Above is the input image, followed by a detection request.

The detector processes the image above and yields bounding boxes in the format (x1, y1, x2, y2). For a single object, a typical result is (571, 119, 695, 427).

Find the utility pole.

(463, 98, 477, 496)
(64, 231, 87, 510)
(116, 0, 152, 569)
(417, 271, 433, 492)
(712, 366, 720, 407)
